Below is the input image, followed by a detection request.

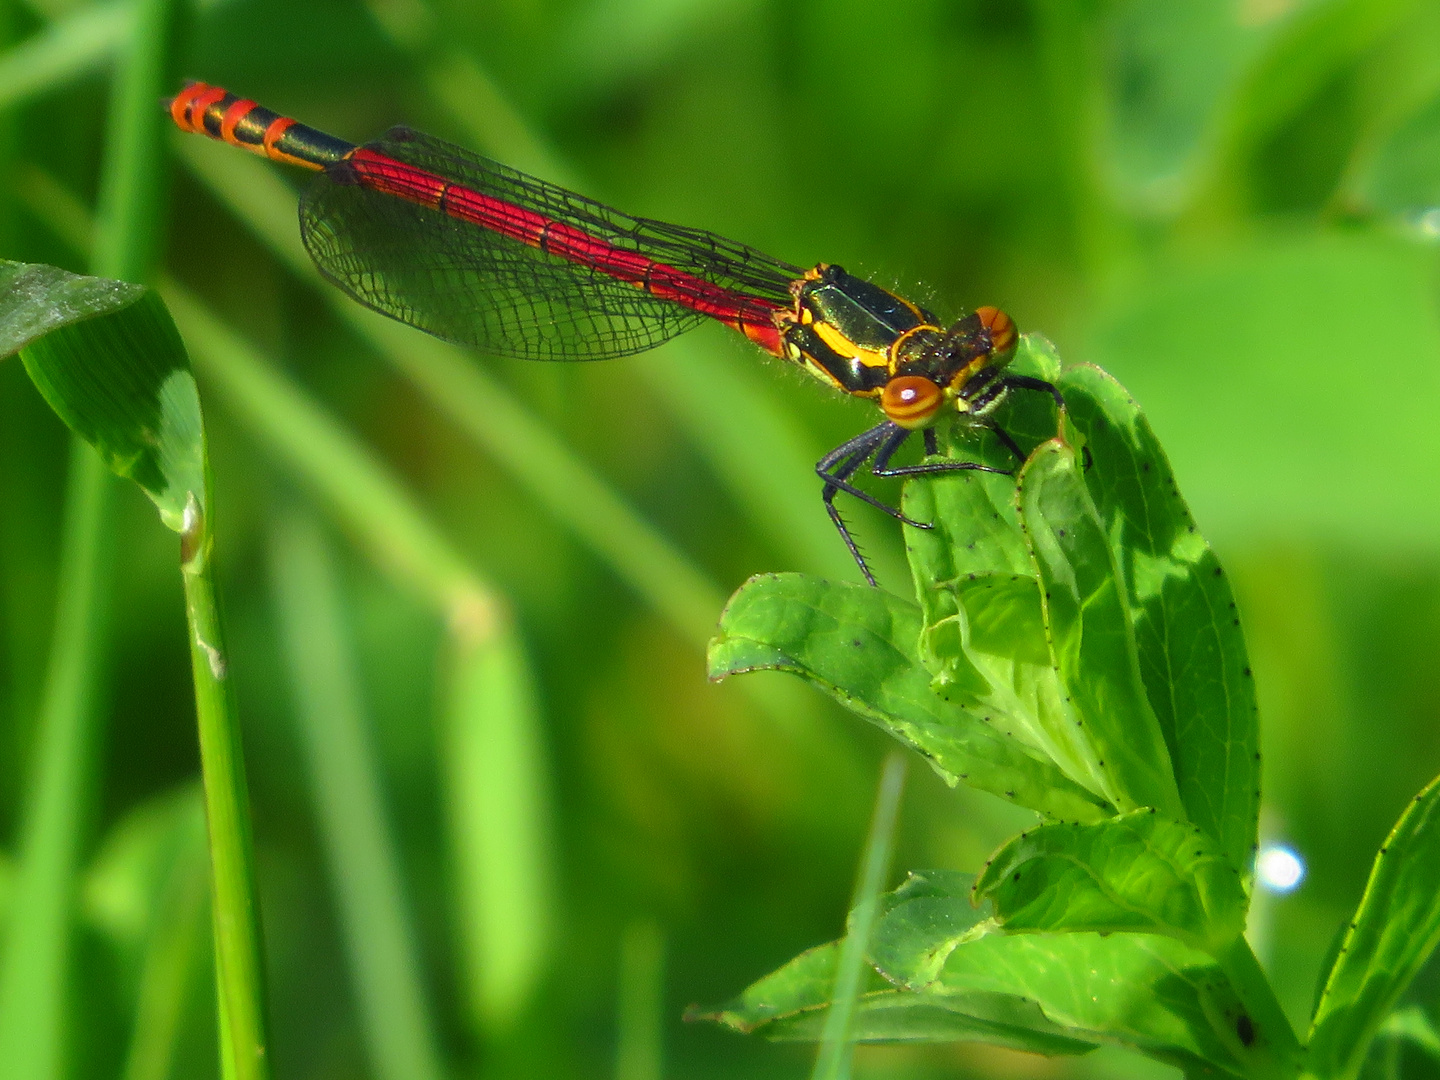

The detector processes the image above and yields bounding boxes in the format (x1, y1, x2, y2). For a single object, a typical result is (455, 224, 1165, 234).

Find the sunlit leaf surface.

(1059, 364, 1259, 877)
(973, 811, 1249, 953)
(0, 261, 203, 531)
(707, 572, 1110, 822)
(1310, 773, 1440, 1079)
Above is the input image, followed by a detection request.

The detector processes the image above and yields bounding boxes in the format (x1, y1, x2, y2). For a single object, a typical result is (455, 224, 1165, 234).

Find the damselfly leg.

(816, 423, 1011, 586)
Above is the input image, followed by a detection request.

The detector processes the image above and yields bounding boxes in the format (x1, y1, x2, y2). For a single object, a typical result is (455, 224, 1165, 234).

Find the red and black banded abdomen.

(169, 83, 800, 362)
(169, 82, 354, 171)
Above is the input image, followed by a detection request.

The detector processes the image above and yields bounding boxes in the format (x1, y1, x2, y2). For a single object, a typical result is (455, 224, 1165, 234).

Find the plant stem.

(811, 751, 908, 1080)
(182, 500, 270, 1080)
(1214, 934, 1305, 1079)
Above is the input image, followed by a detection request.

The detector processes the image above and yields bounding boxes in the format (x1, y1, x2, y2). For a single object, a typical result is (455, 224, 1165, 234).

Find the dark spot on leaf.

(1233, 619, 1240, 626)
(1213, 566, 1223, 576)
(1013, 872, 1021, 881)
(852, 639, 863, 648)
(1236, 1014, 1255, 1046)
(1142, 462, 1151, 472)
(1058, 529, 1066, 537)
(1243, 667, 1252, 677)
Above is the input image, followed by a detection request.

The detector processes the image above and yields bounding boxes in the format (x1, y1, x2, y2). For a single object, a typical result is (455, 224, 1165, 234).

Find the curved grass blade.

(0, 0, 129, 111)
(1058, 364, 1259, 880)
(443, 617, 555, 1035)
(269, 512, 446, 1080)
(811, 751, 906, 1080)
(82, 786, 208, 1080)
(4, 261, 270, 1080)
(614, 920, 664, 1080)
(707, 572, 1112, 822)
(1309, 773, 1440, 1080)
(1017, 437, 1185, 818)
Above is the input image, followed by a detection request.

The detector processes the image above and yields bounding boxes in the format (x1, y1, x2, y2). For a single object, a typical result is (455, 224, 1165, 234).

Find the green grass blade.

(0, 444, 110, 1080)
(268, 511, 446, 1080)
(0, 0, 128, 111)
(810, 751, 906, 1080)
(161, 282, 497, 626)
(159, 287, 558, 1036)
(444, 618, 555, 1035)
(83, 786, 210, 1080)
(614, 920, 664, 1080)
(0, 0, 174, 1070)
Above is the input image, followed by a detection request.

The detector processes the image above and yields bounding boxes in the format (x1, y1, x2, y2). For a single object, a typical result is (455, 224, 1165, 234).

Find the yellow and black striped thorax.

(778, 264, 1019, 429)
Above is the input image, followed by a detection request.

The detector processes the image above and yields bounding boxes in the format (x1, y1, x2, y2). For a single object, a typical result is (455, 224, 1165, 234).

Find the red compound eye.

(880, 376, 943, 429)
(975, 305, 1017, 354)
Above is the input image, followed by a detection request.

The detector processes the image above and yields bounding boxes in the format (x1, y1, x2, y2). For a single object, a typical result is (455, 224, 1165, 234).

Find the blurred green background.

(4, 0, 1440, 1077)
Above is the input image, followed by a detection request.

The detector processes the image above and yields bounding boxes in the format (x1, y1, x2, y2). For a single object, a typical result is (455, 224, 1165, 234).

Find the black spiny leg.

(1003, 375, 1066, 411)
(816, 424, 892, 586)
(870, 429, 1011, 482)
(816, 424, 933, 526)
(817, 422, 1012, 586)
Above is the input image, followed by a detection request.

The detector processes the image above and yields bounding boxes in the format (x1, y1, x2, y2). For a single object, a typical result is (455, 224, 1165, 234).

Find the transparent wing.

(299, 127, 800, 361)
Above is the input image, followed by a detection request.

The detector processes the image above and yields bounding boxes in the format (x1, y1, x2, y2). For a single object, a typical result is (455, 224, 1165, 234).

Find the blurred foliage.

(3, 0, 1440, 1078)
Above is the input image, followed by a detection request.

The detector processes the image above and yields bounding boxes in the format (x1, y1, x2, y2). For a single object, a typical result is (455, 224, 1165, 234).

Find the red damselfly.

(170, 82, 1062, 585)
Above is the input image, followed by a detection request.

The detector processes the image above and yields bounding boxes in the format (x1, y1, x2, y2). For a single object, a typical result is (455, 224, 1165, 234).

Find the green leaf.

(1310, 773, 1440, 1080)
(1081, 231, 1440, 545)
(1099, 0, 1285, 213)
(699, 868, 1251, 1074)
(708, 572, 1112, 822)
(973, 810, 1248, 955)
(0, 260, 144, 353)
(866, 870, 992, 989)
(1058, 364, 1259, 879)
(1355, 89, 1440, 229)
(936, 931, 1247, 1076)
(693, 938, 1097, 1056)
(0, 261, 203, 531)
(1017, 438, 1185, 817)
